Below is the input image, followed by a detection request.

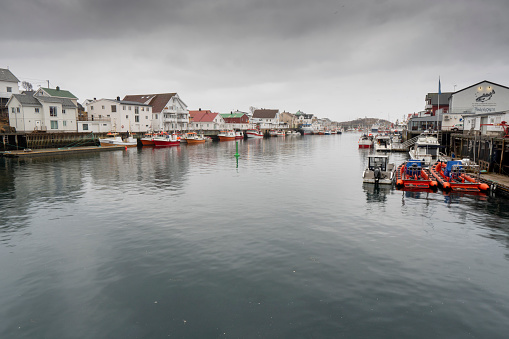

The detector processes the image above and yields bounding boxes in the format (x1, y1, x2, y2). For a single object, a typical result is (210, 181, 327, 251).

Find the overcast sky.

(2, 0, 509, 122)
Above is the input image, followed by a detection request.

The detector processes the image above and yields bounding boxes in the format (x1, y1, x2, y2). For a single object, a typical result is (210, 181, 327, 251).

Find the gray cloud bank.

(2, 0, 509, 120)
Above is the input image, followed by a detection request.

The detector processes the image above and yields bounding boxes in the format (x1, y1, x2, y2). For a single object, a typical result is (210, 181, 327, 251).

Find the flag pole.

(437, 76, 440, 134)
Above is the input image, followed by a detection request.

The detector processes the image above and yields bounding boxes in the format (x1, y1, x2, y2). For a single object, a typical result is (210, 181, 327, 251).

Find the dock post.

(500, 139, 505, 174)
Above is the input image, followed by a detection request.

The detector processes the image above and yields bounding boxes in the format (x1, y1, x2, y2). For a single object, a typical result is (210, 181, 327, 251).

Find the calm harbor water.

(1, 133, 509, 338)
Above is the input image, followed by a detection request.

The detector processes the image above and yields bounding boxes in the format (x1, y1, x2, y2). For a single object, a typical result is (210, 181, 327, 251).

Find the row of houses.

(1, 67, 339, 134)
(407, 80, 509, 137)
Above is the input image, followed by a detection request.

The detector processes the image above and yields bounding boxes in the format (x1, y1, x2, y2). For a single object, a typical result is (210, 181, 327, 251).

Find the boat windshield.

(368, 157, 387, 171)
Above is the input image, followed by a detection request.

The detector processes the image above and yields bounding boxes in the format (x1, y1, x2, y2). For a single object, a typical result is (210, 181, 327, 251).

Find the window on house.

(50, 121, 58, 129)
(63, 121, 67, 127)
(129, 106, 132, 110)
(50, 106, 57, 116)
(142, 107, 144, 111)
(111, 105, 116, 112)
(35, 108, 40, 113)
(17, 107, 20, 113)
(135, 107, 139, 114)
(62, 109, 66, 114)
(83, 124, 89, 131)
(7, 87, 12, 92)
(91, 106, 94, 110)
(155, 114, 158, 119)
(135, 116, 139, 122)
(126, 115, 128, 119)
(146, 116, 148, 119)
(123, 106, 126, 110)
(147, 108, 150, 112)
(102, 105, 105, 109)
(11, 107, 15, 113)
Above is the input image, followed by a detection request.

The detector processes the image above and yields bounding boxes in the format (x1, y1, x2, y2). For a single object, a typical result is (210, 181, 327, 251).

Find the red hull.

(358, 144, 371, 148)
(153, 140, 180, 147)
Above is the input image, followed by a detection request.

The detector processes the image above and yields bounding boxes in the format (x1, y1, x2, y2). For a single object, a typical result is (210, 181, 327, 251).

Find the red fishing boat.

(153, 134, 181, 147)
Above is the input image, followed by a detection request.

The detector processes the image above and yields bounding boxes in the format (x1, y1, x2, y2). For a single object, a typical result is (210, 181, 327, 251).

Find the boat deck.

(0, 145, 126, 158)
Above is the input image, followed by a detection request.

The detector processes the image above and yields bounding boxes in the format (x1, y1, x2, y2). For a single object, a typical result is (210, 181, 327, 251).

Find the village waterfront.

(1, 133, 509, 338)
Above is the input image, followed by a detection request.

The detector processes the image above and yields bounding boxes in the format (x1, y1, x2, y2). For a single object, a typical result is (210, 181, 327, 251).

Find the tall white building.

(85, 98, 152, 133)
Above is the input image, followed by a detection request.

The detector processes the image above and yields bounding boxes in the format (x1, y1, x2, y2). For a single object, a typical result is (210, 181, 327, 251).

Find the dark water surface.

(1, 133, 509, 338)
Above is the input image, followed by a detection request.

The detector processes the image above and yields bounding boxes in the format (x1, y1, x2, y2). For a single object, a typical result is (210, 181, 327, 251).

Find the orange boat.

(218, 130, 236, 141)
(185, 132, 206, 144)
(429, 161, 489, 193)
(395, 160, 437, 190)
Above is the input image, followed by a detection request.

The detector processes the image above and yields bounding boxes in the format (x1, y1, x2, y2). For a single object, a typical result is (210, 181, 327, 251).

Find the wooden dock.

(480, 173, 509, 196)
(0, 145, 127, 158)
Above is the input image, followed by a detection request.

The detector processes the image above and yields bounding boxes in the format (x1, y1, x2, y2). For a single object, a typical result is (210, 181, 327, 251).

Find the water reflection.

(362, 183, 393, 203)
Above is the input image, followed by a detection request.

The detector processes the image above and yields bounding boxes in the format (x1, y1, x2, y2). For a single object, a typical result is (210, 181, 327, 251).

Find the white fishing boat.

(99, 133, 138, 147)
(408, 133, 441, 166)
(246, 129, 264, 138)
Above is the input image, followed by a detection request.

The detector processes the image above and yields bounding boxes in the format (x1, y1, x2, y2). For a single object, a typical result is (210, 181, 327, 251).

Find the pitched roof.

(36, 95, 77, 108)
(0, 68, 19, 82)
(189, 110, 218, 122)
(41, 87, 78, 99)
(454, 80, 509, 94)
(252, 109, 278, 119)
(11, 93, 41, 106)
(220, 113, 246, 118)
(123, 93, 177, 113)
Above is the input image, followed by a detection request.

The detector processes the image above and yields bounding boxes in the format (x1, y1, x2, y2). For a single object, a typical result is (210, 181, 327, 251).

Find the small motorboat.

(153, 134, 180, 147)
(395, 160, 437, 190)
(429, 160, 489, 192)
(269, 130, 278, 137)
(235, 131, 244, 139)
(218, 130, 236, 141)
(362, 155, 395, 185)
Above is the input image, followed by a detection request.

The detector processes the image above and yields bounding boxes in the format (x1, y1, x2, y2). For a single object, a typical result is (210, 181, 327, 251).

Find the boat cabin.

(367, 155, 389, 171)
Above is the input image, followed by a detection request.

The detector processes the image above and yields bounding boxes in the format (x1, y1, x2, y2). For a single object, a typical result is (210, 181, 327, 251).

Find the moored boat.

(246, 129, 264, 138)
(429, 161, 489, 192)
(269, 130, 278, 137)
(218, 130, 236, 141)
(235, 131, 244, 139)
(140, 133, 156, 146)
(99, 133, 138, 147)
(362, 155, 396, 185)
(374, 135, 392, 152)
(300, 124, 314, 135)
(409, 133, 441, 166)
(185, 132, 207, 144)
(358, 134, 373, 148)
(395, 160, 437, 190)
(153, 134, 180, 147)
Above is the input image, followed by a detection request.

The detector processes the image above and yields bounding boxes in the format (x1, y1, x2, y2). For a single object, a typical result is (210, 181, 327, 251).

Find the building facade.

(86, 98, 152, 133)
(123, 93, 189, 132)
(251, 109, 279, 129)
(7, 92, 78, 132)
(189, 110, 225, 130)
